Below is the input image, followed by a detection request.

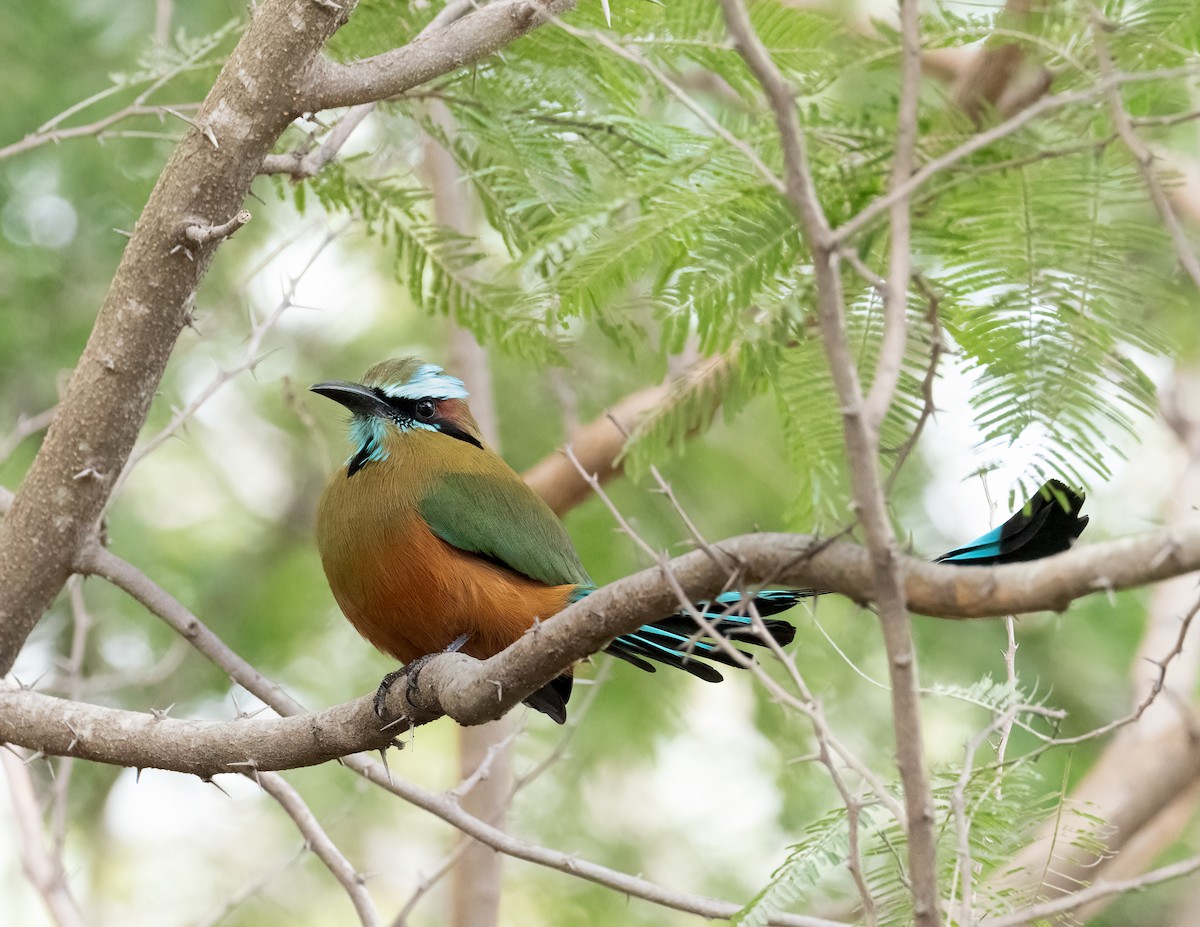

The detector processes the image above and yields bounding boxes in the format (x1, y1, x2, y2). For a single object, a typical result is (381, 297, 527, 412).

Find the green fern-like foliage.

(297, 0, 1192, 504)
(734, 679, 1107, 926)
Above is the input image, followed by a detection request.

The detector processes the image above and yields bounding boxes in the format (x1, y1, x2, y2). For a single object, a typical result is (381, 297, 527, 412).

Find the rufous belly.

(319, 505, 576, 664)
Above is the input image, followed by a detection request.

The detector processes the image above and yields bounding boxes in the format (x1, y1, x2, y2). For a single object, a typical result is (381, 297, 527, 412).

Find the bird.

(311, 357, 1089, 724)
(311, 357, 798, 724)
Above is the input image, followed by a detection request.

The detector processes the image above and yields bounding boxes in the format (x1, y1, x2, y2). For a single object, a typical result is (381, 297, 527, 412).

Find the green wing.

(419, 471, 592, 588)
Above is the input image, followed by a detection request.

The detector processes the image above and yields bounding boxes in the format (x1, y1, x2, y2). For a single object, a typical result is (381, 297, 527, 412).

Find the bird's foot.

(373, 635, 472, 720)
(373, 666, 411, 720)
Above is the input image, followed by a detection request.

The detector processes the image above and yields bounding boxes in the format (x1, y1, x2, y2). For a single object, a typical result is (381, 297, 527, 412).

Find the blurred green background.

(1, 1, 1191, 926)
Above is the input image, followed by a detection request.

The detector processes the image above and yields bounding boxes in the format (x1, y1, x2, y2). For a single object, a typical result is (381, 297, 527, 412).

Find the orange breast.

(317, 461, 577, 664)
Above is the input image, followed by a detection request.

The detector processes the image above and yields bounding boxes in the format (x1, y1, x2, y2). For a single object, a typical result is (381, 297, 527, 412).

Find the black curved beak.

(310, 380, 390, 418)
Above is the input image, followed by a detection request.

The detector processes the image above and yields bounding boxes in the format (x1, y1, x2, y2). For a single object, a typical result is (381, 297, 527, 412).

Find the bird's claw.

(373, 654, 439, 720)
(373, 668, 405, 720)
(374, 636, 471, 721)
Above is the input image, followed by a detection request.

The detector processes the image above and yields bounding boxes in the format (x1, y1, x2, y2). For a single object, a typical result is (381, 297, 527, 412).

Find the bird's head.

(311, 357, 484, 476)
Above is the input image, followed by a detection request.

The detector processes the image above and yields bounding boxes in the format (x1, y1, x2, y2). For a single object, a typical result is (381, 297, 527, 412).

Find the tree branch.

(863, 0, 921, 432)
(1, 749, 86, 927)
(2, 523, 1199, 775)
(0, 0, 351, 675)
(305, 0, 578, 111)
(256, 771, 381, 927)
(261, 0, 477, 178)
(833, 64, 1200, 246)
(0, 685, 386, 776)
(522, 382, 669, 515)
(1092, 16, 1200, 291)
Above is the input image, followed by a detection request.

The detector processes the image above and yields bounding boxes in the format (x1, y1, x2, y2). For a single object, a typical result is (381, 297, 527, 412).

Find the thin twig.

(1042, 591, 1200, 748)
(985, 850, 1200, 927)
(995, 615, 1019, 769)
(0, 406, 57, 466)
(1, 749, 87, 927)
(834, 63, 1200, 245)
(863, 0, 921, 432)
(0, 103, 205, 162)
(256, 771, 381, 927)
(194, 845, 308, 927)
(552, 20, 786, 195)
(1091, 14, 1200, 291)
(108, 223, 346, 504)
(2, 16, 228, 162)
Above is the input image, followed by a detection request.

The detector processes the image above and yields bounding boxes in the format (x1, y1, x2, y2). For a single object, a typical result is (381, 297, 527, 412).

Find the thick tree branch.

(0, 685, 387, 776)
(4, 524, 1200, 775)
(0, 0, 350, 675)
(305, 0, 578, 111)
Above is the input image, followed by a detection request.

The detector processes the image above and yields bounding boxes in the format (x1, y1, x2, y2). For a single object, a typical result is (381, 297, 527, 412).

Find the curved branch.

(305, 0, 577, 111)
(0, 686, 385, 776)
(4, 523, 1200, 775)
(522, 382, 669, 516)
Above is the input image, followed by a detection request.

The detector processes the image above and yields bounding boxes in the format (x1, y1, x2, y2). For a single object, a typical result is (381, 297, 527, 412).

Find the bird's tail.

(936, 479, 1088, 566)
(604, 590, 800, 682)
(563, 479, 1086, 697)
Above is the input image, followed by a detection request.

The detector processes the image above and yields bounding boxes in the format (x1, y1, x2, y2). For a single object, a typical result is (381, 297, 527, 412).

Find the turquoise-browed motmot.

(311, 357, 799, 723)
(311, 357, 1089, 724)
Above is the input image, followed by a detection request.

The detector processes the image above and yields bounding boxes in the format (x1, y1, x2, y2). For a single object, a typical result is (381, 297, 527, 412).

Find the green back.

(419, 471, 593, 589)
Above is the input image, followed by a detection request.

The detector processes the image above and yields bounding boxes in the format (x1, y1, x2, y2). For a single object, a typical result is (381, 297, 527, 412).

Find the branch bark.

(3, 524, 1200, 775)
(306, 0, 577, 111)
(0, 0, 349, 675)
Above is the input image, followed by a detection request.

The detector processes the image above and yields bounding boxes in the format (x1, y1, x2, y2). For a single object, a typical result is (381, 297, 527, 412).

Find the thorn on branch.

(182, 210, 252, 248)
(61, 720, 80, 753)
